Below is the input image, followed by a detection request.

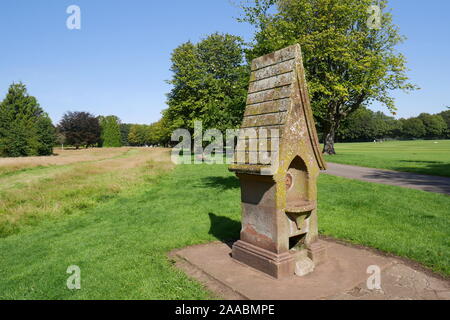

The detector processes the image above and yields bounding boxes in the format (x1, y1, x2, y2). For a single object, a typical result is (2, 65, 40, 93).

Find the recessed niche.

(286, 156, 310, 209)
(289, 234, 306, 251)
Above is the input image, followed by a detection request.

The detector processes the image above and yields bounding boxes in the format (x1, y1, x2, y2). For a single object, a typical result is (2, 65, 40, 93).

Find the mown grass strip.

(324, 140, 450, 177)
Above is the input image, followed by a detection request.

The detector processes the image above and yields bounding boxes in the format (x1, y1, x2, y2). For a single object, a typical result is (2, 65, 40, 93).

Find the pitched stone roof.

(230, 44, 326, 175)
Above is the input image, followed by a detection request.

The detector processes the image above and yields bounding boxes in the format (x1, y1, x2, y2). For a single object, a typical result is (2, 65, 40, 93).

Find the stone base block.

(308, 241, 327, 265)
(232, 240, 295, 279)
(295, 256, 315, 277)
(172, 240, 441, 300)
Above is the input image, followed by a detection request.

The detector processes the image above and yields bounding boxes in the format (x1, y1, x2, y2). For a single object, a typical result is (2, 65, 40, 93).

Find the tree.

(0, 82, 55, 157)
(401, 118, 426, 139)
(36, 116, 56, 155)
(387, 116, 403, 139)
(438, 109, 450, 138)
(338, 108, 372, 141)
(239, 0, 417, 154)
(145, 123, 158, 146)
(143, 119, 172, 147)
(164, 33, 249, 135)
(128, 124, 148, 146)
(372, 111, 398, 139)
(338, 108, 396, 142)
(57, 112, 101, 149)
(99, 115, 122, 147)
(151, 118, 172, 147)
(120, 123, 132, 146)
(418, 113, 447, 138)
(56, 131, 66, 148)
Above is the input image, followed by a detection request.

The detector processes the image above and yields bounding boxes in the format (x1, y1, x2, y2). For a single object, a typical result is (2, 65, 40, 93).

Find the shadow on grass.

(208, 213, 240, 247)
(201, 176, 240, 190)
(363, 169, 450, 195)
(392, 162, 450, 179)
(398, 160, 442, 164)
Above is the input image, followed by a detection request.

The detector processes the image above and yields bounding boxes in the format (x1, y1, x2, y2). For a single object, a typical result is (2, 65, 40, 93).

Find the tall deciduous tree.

(417, 113, 447, 139)
(0, 83, 55, 157)
(164, 33, 249, 135)
(337, 107, 398, 142)
(239, 0, 417, 154)
(438, 109, 450, 138)
(99, 115, 122, 148)
(57, 112, 101, 149)
(401, 118, 426, 139)
(128, 124, 148, 146)
(151, 118, 172, 147)
(119, 123, 132, 146)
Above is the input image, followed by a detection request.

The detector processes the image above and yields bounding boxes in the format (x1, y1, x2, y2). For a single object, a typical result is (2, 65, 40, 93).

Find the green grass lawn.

(0, 148, 172, 238)
(0, 162, 448, 299)
(324, 140, 450, 177)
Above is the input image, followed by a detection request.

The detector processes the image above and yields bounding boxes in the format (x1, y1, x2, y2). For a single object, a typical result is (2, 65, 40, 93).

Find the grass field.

(0, 147, 173, 238)
(0, 147, 449, 299)
(324, 140, 450, 177)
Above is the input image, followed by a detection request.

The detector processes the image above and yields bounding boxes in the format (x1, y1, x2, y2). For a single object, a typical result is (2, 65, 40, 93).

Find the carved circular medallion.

(286, 173, 293, 190)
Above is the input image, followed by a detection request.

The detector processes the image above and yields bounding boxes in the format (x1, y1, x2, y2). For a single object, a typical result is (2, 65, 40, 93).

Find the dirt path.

(324, 162, 450, 195)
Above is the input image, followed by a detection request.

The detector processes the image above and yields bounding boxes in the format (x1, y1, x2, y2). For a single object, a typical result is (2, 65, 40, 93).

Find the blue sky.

(0, 0, 449, 125)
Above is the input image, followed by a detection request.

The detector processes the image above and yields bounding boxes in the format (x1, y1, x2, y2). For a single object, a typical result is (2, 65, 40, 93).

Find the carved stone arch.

(285, 156, 309, 207)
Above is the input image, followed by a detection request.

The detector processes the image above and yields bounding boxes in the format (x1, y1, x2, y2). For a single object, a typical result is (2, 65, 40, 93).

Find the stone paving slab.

(171, 240, 450, 300)
(325, 162, 450, 195)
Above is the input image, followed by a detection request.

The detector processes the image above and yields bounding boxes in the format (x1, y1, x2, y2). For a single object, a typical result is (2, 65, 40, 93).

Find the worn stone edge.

(168, 248, 250, 301)
(319, 235, 450, 283)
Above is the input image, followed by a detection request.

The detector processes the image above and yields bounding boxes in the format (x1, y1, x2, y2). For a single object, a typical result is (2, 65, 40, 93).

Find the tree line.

(2, 81, 447, 158)
(336, 107, 449, 142)
(0, 82, 171, 157)
(57, 112, 172, 150)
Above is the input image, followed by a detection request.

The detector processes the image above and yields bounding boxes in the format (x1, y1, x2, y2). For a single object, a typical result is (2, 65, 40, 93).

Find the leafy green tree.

(36, 116, 56, 155)
(401, 118, 426, 139)
(120, 123, 132, 146)
(438, 109, 450, 138)
(57, 112, 101, 149)
(128, 124, 148, 146)
(164, 33, 249, 135)
(99, 115, 122, 147)
(152, 118, 172, 147)
(372, 111, 398, 139)
(0, 83, 55, 157)
(338, 108, 373, 141)
(239, 0, 417, 154)
(141, 119, 172, 147)
(145, 123, 158, 146)
(417, 113, 447, 138)
(56, 131, 66, 148)
(387, 116, 403, 139)
(338, 108, 396, 141)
